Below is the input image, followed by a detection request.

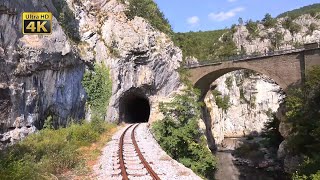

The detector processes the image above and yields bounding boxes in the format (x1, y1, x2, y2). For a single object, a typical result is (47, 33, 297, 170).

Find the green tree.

(261, 113, 284, 148)
(269, 28, 284, 50)
(152, 87, 216, 179)
(238, 17, 244, 25)
(285, 66, 320, 178)
(125, 0, 173, 36)
(262, 13, 277, 28)
(282, 17, 302, 34)
(246, 20, 259, 39)
(308, 23, 318, 35)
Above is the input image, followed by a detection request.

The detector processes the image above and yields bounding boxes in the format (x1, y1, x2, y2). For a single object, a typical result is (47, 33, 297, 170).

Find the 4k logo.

(22, 12, 52, 35)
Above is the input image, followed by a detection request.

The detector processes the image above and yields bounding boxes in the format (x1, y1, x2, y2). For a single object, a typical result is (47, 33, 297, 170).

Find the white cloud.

(208, 7, 245, 21)
(227, 0, 237, 2)
(187, 16, 200, 25)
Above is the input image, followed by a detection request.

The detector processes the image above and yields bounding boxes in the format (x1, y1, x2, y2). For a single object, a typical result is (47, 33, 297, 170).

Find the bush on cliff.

(82, 63, 112, 119)
(152, 86, 217, 179)
(0, 120, 116, 179)
(124, 0, 173, 36)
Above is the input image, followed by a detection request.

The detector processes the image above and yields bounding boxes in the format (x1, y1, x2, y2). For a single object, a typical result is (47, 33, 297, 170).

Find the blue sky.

(154, 0, 320, 32)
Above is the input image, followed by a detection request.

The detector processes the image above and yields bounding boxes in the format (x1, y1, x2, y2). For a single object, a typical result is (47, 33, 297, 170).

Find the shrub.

(0, 119, 114, 179)
(308, 23, 318, 35)
(225, 76, 233, 89)
(262, 13, 277, 28)
(269, 29, 284, 50)
(246, 20, 259, 39)
(82, 63, 112, 119)
(124, 0, 173, 36)
(152, 87, 216, 179)
(282, 17, 301, 34)
(211, 89, 230, 111)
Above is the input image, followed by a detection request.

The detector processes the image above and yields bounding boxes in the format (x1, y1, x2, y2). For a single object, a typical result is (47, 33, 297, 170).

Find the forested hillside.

(173, 30, 227, 61)
(278, 3, 320, 19)
(173, 3, 320, 62)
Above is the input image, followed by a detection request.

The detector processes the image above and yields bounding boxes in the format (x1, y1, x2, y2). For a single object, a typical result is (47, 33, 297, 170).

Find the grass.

(0, 119, 117, 180)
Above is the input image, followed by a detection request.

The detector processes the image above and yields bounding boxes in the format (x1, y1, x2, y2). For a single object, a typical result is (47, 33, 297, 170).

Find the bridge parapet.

(186, 42, 320, 68)
(187, 42, 320, 98)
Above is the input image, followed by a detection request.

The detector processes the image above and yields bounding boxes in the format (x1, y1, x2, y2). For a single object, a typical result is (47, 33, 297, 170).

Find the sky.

(154, 0, 320, 32)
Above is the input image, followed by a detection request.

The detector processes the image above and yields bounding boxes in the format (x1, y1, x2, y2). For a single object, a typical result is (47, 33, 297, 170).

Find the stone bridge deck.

(186, 43, 320, 97)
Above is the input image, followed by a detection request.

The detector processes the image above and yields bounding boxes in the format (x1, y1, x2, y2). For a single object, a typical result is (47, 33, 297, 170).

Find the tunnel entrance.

(119, 89, 150, 123)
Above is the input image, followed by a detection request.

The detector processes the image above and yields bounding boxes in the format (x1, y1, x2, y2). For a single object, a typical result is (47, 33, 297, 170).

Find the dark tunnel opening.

(119, 90, 150, 123)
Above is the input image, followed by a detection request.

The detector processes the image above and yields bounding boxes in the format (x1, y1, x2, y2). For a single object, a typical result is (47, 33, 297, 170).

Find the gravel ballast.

(94, 123, 203, 180)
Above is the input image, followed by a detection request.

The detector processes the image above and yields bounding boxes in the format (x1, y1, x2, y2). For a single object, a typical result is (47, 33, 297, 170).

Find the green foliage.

(269, 29, 284, 50)
(282, 17, 302, 34)
(239, 88, 248, 104)
(308, 23, 318, 35)
(152, 87, 216, 179)
(215, 31, 238, 58)
(285, 66, 320, 178)
(261, 113, 284, 148)
(82, 63, 112, 119)
(262, 13, 277, 28)
(277, 3, 320, 19)
(246, 20, 260, 40)
(43, 115, 54, 129)
(124, 0, 173, 36)
(211, 89, 230, 111)
(0, 120, 115, 179)
(173, 30, 227, 61)
(225, 76, 233, 90)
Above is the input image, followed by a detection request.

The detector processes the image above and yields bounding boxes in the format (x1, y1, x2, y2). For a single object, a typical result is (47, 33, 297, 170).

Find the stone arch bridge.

(187, 43, 320, 98)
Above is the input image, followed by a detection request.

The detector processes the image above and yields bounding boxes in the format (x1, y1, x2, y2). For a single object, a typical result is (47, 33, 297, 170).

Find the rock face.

(0, 0, 182, 145)
(204, 70, 283, 144)
(233, 14, 320, 55)
(71, 0, 182, 122)
(0, 0, 86, 145)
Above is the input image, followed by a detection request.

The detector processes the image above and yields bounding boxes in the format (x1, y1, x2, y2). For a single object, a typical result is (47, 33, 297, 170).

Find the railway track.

(113, 123, 161, 180)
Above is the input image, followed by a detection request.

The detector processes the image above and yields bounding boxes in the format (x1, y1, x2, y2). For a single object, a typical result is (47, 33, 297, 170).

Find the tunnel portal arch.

(119, 88, 151, 123)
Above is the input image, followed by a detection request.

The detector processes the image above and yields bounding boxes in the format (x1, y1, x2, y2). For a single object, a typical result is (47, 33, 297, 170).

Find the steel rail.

(131, 123, 161, 180)
(119, 124, 133, 180)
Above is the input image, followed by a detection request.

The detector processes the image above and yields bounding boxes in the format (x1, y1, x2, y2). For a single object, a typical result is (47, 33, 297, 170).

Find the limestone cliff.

(0, 0, 182, 146)
(202, 70, 283, 144)
(69, 0, 182, 122)
(0, 0, 86, 146)
(233, 14, 320, 54)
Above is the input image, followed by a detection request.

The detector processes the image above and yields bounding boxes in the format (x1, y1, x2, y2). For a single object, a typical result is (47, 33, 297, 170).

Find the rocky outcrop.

(204, 70, 283, 144)
(70, 0, 182, 122)
(0, 0, 182, 145)
(0, 0, 86, 145)
(233, 14, 320, 55)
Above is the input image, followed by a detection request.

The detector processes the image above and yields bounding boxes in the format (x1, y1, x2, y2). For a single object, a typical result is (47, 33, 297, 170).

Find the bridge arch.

(192, 63, 287, 99)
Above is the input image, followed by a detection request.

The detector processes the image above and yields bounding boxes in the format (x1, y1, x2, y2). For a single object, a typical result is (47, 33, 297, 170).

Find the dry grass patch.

(59, 124, 118, 179)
